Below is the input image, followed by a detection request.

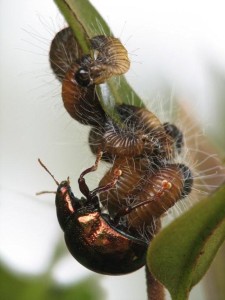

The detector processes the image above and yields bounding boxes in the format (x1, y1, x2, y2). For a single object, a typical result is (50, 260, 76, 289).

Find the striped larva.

(49, 27, 82, 82)
(50, 28, 130, 125)
(49, 28, 130, 85)
(126, 163, 193, 229)
(49, 28, 192, 234)
(49, 28, 106, 126)
(88, 35, 130, 84)
(99, 157, 149, 212)
(89, 104, 181, 160)
(99, 160, 193, 230)
(116, 105, 177, 160)
(62, 64, 106, 126)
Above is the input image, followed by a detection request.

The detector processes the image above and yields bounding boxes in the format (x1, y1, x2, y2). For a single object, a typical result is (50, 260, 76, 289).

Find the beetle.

(38, 152, 172, 275)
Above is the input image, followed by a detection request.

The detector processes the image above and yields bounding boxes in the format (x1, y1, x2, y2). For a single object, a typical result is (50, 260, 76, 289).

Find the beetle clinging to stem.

(37, 150, 173, 275)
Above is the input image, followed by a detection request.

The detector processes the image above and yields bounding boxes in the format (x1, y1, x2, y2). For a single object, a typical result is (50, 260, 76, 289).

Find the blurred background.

(1, 0, 225, 299)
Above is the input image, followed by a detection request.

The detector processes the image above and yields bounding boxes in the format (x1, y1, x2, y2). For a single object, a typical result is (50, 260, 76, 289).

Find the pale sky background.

(1, 1, 225, 299)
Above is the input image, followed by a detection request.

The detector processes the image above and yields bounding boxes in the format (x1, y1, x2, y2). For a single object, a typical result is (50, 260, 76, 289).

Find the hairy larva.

(163, 122, 184, 154)
(126, 163, 193, 229)
(88, 35, 130, 84)
(101, 119, 148, 157)
(115, 105, 176, 159)
(89, 104, 181, 160)
(50, 28, 130, 85)
(88, 126, 114, 162)
(50, 28, 131, 126)
(49, 27, 193, 236)
(99, 160, 193, 230)
(99, 157, 149, 212)
(62, 64, 106, 126)
(49, 28, 106, 126)
(49, 27, 82, 81)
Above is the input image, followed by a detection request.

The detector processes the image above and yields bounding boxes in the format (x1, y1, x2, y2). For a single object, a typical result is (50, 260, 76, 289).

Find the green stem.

(54, 0, 90, 53)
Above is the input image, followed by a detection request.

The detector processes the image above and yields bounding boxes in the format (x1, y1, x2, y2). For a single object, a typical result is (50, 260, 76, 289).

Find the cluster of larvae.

(50, 27, 193, 236)
(42, 27, 193, 274)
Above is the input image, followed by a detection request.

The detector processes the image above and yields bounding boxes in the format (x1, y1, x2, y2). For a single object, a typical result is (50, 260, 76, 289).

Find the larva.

(89, 104, 181, 160)
(49, 28, 193, 235)
(99, 157, 150, 212)
(89, 35, 130, 84)
(99, 160, 193, 229)
(49, 27, 82, 81)
(62, 64, 106, 126)
(126, 163, 193, 229)
(50, 28, 131, 126)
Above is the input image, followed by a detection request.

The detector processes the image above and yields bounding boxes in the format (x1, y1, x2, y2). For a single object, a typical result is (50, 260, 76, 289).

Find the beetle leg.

(78, 150, 103, 197)
(90, 168, 122, 197)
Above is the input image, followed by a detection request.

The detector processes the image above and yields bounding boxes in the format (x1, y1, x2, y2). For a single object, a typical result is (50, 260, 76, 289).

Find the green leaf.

(53, 0, 110, 53)
(147, 184, 225, 300)
(0, 262, 104, 300)
(53, 0, 144, 114)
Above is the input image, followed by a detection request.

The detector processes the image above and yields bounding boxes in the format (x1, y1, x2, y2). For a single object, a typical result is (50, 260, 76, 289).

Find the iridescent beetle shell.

(38, 158, 148, 275)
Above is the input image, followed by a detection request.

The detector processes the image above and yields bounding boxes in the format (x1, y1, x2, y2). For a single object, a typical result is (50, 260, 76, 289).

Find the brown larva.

(89, 104, 179, 160)
(99, 158, 147, 212)
(49, 27, 82, 82)
(48, 26, 194, 245)
(99, 160, 193, 230)
(101, 119, 148, 157)
(50, 28, 131, 125)
(50, 28, 130, 85)
(126, 163, 193, 229)
(62, 64, 106, 126)
(116, 105, 176, 159)
(88, 119, 150, 161)
(89, 35, 130, 84)
(70, 35, 130, 86)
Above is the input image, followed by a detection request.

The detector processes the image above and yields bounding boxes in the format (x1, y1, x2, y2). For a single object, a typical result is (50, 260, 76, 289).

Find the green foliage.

(3, 1, 223, 300)
(147, 184, 225, 300)
(0, 263, 104, 300)
(53, 2, 225, 299)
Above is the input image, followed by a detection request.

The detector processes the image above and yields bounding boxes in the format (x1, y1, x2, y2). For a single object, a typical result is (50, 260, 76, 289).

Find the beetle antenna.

(36, 190, 56, 196)
(90, 168, 122, 197)
(78, 150, 103, 197)
(38, 158, 59, 186)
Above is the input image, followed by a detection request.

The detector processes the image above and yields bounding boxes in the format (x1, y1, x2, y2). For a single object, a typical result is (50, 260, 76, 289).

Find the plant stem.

(146, 266, 165, 300)
(146, 219, 165, 300)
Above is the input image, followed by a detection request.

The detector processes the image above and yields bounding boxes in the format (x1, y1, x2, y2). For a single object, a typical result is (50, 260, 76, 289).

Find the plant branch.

(146, 219, 165, 300)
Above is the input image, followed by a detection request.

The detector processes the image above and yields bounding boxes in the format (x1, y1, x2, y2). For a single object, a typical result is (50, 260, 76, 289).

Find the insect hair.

(40, 21, 224, 241)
